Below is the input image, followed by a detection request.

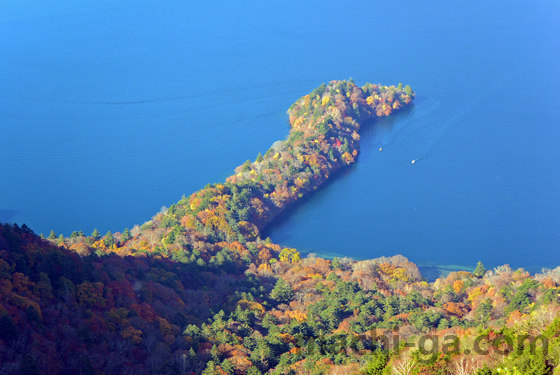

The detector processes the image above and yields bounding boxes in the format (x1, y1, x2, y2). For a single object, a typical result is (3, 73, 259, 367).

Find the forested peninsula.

(1, 80, 559, 375)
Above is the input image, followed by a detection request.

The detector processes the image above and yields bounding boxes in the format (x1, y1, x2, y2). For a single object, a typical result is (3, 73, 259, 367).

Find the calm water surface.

(1, 0, 559, 276)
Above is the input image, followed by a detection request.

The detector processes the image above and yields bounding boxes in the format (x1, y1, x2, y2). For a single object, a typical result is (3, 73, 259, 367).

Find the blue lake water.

(1, 0, 559, 277)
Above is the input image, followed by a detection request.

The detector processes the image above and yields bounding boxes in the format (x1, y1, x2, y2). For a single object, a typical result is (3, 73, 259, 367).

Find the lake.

(1, 0, 559, 278)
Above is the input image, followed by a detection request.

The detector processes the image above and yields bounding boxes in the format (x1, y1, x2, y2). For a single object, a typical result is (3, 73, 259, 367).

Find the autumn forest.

(1, 80, 559, 375)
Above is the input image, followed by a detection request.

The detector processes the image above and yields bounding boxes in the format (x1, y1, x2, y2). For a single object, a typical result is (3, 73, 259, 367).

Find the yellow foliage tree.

(279, 248, 301, 263)
(342, 151, 355, 164)
(258, 263, 273, 276)
(237, 299, 266, 318)
(286, 310, 307, 322)
(453, 280, 464, 294)
(121, 326, 143, 343)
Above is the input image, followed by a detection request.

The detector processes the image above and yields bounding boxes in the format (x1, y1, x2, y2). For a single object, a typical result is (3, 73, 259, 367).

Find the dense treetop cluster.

(1, 81, 558, 374)
(2, 223, 559, 375)
(45, 80, 416, 266)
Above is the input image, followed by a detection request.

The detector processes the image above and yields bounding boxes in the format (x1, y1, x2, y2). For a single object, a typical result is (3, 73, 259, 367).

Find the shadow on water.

(0, 210, 17, 224)
(361, 105, 415, 150)
(262, 106, 413, 240)
(261, 163, 358, 239)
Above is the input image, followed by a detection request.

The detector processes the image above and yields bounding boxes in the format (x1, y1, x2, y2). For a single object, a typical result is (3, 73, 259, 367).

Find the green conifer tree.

(473, 261, 486, 278)
(270, 278, 294, 303)
(364, 353, 388, 375)
(103, 231, 114, 247)
(202, 361, 218, 375)
(247, 366, 262, 375)
(121, 228, 131, 242)
(91, 228, 101, 240)
(220, 359, 234, 375)
(331, 257, 342, 270)
(327, 272, 339, 281)
(405, 85, 414, 97)
(211, 344, 221, 362)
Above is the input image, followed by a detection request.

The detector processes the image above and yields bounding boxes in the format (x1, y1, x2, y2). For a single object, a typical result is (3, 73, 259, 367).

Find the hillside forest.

(1, 80, 559, 375)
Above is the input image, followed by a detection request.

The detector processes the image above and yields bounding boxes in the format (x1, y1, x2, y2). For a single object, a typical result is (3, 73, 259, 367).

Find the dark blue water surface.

(2, 0, 559, 276)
